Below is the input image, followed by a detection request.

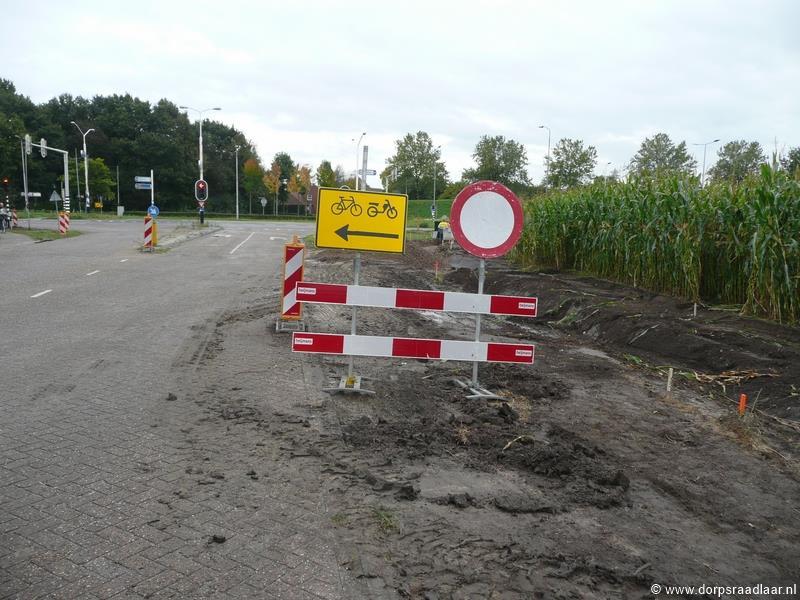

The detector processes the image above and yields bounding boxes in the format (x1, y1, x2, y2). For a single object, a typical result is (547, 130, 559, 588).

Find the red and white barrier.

(63, 212, 70, 232)
(58, 212, 67, 235)
(143, 215, 153, 249)
(292, 332, 535, 364)
(11, 209, 18, 229)
(281, 239, 305, 320)
(295, 281, 537, 317)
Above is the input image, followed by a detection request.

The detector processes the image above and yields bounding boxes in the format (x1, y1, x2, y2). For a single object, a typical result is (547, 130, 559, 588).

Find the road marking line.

(86, 270, 100, 276)
(120, 259, 128, 263)
(31, 289, 52, 298)
(230, 232, 255, 255)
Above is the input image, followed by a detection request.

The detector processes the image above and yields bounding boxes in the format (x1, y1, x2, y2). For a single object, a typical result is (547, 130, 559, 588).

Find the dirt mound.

(444, 264, 800, 421)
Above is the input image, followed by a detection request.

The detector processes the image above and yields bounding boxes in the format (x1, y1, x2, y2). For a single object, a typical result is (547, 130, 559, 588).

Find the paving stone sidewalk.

(1, 280, 363, 599)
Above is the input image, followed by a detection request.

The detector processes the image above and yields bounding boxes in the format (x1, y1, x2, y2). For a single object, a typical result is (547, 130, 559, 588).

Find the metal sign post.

(448, 181, 525, 398)
(322, 251, 374, 395)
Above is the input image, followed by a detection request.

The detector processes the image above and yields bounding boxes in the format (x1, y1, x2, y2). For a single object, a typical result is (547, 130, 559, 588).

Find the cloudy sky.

(3, 0, 798, 187)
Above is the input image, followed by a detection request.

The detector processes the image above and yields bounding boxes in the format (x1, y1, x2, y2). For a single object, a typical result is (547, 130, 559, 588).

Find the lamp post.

(234, 145, 240, 220)
(432, 145, 441, 218)
(538, 125, 551, 185)
(693, 138, 720, 187)
(179, 106, 221, 182)
(71, 121, 95, 212)
(353, 132, 366, 190)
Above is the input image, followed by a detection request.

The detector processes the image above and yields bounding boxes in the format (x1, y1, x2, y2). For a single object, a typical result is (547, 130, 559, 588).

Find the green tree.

(242, 158, 265, 214)
(462, 135, 530, 192)
(262, 161, 282, 213)
(315, 160, 337, 187)
(707, 140, 766, 184)
(544, 138, 597, 188)
(629, 133, 697, 177)
(780, 146, 800, 179)
(385, 131, 447, 200)
(68, 157, 115, 203)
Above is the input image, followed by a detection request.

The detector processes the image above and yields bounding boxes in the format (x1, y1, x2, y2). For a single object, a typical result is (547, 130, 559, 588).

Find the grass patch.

(330, 513, 348, 527)
(372, 506, 399, 535)
(12, 228, 82, 241)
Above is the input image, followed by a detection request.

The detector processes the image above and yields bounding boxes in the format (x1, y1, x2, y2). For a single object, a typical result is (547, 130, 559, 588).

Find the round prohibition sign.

(450, 181, 524, 258)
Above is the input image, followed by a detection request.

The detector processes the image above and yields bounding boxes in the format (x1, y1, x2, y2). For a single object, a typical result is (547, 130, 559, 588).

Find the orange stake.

(738, 393, 748, 416)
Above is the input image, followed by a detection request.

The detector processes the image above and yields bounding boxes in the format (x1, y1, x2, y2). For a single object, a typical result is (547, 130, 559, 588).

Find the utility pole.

(74, 150, 81, 212)
(354, 132, 366, 190)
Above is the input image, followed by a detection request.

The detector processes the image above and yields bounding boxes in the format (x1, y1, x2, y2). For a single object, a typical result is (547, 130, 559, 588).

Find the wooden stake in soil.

(666, 367, 674, 393)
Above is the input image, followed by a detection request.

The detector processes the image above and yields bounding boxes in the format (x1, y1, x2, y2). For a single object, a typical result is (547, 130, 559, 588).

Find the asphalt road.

(1, 218, 312, 375)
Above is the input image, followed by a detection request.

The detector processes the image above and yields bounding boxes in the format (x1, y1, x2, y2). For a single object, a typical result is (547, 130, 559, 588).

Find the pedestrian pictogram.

(316, 188, 407, 253)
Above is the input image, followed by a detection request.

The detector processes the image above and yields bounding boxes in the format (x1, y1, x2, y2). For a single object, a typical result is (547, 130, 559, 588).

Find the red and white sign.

(198, 201, 206, 209)
(296, 282, 537, 317)
(450, 181, 523, 258)
(281, 240, 305, 320)
(292, 332, 535, 364)
(143, 215, 153, 248)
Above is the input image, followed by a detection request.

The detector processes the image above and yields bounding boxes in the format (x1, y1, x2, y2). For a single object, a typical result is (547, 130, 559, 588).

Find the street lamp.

(353, 132, 366, 191)
(692, 138, 720, 187)
(234, 145, 240, 220)
(179, 106, 221, 182)
(538, 125, 551, 184)
(432, 145, 441, 218)
(71, 121, 95, 212)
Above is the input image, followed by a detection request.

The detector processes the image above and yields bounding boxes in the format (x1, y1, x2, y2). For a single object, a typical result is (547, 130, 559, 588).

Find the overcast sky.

(3, 0, 798, 187)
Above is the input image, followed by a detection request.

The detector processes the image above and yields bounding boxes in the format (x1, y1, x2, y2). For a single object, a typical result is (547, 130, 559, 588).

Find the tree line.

(0, 79, 316, 214)
(382, 131, 800, 201)
(3, 78, 798, 213)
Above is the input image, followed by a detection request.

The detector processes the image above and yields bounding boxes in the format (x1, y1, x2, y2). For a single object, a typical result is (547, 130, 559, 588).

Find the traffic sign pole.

(150, 169, 155, 206)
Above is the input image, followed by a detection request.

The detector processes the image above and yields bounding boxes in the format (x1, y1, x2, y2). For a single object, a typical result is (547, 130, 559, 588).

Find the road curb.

(156, 224, 222, 249)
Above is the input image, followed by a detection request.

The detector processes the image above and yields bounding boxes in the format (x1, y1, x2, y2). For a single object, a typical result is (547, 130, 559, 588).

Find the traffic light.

(2, 177, 8, 192)
(195, 179, 208, 202)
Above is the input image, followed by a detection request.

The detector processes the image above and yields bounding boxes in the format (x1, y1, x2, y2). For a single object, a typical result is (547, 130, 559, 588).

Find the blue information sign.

(147, 205, 160, 218)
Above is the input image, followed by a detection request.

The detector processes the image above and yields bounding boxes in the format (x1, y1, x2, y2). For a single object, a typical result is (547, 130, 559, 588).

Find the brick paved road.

(0, 219, 365, 599)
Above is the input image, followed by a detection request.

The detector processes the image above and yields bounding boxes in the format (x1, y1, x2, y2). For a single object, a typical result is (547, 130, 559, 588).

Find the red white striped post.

(143, 215, 153, 250)
(58, 212, 67, 236)
(63, 212, 70, 232)
(281, 236, 305, 321)
(295, 282, 537, 317)
(11, 209, 18, 229)
(292, 332, 534, 365)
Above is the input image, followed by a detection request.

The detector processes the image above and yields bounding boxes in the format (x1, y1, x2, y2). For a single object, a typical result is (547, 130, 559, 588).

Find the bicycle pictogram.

(331, 195, 363, 216)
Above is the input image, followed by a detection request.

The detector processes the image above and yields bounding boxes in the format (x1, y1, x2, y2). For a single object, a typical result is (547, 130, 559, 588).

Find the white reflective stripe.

(443, 291, 491, 313)
(282, 287, 297, 313)
(285, 248, 304, 277)
(343, 334, 393, 357)
(440, 340, 487, 361)
(347, 285, 396, 308)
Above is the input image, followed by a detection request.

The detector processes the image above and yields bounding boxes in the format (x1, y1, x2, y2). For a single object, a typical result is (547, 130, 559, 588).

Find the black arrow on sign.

(335, 224, 399, 242)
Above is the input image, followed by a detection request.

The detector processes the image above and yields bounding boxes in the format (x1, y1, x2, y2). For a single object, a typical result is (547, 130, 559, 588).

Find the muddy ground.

(176, 240, 800, 599)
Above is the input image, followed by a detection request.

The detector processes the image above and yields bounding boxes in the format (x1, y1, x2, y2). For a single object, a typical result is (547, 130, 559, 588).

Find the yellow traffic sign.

(315, 188, 408, 253)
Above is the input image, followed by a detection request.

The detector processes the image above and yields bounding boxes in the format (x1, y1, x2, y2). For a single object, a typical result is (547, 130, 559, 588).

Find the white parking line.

(120, 259, 128, 263)
(86, 270, 100, 276)
(31, 289, 52, 298)
(230, 232, 255, 255)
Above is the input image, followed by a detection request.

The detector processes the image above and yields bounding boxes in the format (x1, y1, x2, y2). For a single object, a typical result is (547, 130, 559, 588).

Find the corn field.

(513, 166, 800, 324)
